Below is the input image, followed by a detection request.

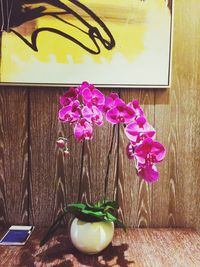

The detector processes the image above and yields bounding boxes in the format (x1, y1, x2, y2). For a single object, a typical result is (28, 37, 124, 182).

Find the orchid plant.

(57, 81, 166, 182)
(40, 81, 166, 246)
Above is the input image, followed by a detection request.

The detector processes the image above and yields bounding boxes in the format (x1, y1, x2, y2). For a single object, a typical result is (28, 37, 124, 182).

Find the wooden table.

(0, 228, 200, 267)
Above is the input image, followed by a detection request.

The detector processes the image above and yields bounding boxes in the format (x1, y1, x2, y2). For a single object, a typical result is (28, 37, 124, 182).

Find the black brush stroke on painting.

(0, 0, 115, 54)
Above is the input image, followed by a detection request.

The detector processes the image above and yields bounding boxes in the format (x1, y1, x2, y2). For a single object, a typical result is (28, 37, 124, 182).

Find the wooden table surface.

(0, 228, 200, 267)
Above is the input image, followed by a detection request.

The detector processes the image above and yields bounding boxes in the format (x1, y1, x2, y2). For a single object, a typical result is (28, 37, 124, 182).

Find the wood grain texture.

(79, 89, 118, 204)
(153, 0, 200, 229)
(29, 88, 83, 226)
(0, 0, 200, 229)
(0, 87, 28, 226)
(118, 89, 155, 227)
(0, 228, 200, 267)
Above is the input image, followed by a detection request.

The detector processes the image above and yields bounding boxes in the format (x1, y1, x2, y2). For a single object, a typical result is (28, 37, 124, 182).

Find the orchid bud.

(56, 139, 65, 148)
(63, 149, 70, 157)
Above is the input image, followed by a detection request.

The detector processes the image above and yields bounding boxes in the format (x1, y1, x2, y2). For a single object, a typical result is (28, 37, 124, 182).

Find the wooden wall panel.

(153, 0, 200, 229)
(151, 89, 171, 227)
(29, 88, 83, 226)
(0, 0, 200, 229)
(0, 87, 28, 226)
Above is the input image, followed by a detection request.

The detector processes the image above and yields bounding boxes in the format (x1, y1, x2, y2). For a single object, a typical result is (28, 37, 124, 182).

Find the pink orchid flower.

(125, 116, 156, 145)
(59, 87, 79, 106)
(82, 105, 103, 126)
(77, 81, 95, 94)
(137, 163, 159, 183)
(74, 118, 93, 141)
(58, 82, 166, 184)
(103, 92, 120, 113)
(81, 85, 105, 108)
(58, 100, 81, 123)
(127, 99, 144, 118)
(106, 98, 135, 124)
(134, 138, 166, 165)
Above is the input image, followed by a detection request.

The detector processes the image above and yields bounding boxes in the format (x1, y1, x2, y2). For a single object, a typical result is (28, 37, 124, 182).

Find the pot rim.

(72, 217, 115, 224)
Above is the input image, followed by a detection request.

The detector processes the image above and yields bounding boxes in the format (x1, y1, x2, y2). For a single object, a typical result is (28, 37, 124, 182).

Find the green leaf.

(105, 212, 126, 232)
(106, 201, 119, 209)
(67, 203, 86, 210)
(81, 209, 106, 218)
(102, 201, 119, 211)
(85, 204, 105, 211)
(85, 203, 95, 208)
(105, 212, 117, 221)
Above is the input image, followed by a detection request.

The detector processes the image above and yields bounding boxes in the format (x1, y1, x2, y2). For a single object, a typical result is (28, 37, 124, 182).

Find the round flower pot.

(70, 217, 114, 254)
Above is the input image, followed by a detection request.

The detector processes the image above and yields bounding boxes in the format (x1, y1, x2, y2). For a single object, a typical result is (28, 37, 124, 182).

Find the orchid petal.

(137, 164, 159, 183)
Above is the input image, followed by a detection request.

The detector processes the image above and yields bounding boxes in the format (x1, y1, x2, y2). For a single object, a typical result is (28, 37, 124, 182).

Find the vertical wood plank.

(0, 87, 28, 226)
(29, 88, 83, 226)
(153, 0, 200, 228)
(118, 89, 155, 227)
(78, 89, 118, 204)
(0, 32, 2, 82)
(152, 88, 176, 227)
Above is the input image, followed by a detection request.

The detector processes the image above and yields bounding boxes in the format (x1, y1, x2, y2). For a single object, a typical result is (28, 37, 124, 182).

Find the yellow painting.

(0, 0, 173, 87)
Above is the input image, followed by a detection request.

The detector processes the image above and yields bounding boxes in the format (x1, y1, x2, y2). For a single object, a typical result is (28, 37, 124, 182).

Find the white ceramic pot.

(70, 217, 114, 254)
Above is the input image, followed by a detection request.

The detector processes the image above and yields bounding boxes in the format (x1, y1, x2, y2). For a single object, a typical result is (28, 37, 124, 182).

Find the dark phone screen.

(0, 230, 30, 243)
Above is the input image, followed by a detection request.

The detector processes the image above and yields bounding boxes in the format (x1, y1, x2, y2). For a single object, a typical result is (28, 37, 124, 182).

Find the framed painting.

(0, 0, 173, 87)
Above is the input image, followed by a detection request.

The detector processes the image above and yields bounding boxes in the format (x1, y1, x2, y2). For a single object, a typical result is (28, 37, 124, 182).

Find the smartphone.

(0, 225, 34, 245)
